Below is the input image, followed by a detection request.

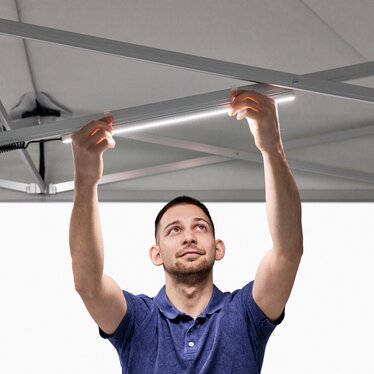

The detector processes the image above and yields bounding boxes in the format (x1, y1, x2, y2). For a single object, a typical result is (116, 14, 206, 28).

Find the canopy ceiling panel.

(301, 0, 374, 60)
(0, 0, 373, 201)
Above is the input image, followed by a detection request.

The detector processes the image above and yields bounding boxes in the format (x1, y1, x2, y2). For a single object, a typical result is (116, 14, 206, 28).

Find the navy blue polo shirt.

(100, 281, 284, 373)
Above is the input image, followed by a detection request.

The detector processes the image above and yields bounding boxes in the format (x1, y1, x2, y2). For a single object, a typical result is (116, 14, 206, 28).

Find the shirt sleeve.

(99, 290, 154, 352)
(240, 281, 285, 345)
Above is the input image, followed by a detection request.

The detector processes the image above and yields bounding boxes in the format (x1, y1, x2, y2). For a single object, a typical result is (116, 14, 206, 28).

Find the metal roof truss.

(0, 19, 374, 200)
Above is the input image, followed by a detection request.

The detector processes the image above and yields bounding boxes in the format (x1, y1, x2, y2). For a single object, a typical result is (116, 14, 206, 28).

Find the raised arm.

(69, 117, 126, 334)
(229, 91, 303, 321)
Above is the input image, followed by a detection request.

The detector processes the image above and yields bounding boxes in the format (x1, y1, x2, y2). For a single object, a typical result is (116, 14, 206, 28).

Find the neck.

(164, 272, 214, 319)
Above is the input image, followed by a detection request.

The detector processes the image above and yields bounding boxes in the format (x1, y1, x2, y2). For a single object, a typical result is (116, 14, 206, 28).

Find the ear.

(214, 239, 226, 261)
(149, 244, 163, 266)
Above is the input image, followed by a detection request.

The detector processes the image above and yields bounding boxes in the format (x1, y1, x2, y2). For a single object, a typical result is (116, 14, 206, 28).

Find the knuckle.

(96, 128, 107, 136)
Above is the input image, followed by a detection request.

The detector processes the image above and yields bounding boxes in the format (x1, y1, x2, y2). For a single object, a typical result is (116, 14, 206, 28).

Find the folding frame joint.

(26, 183, 59, 194)
(26, 183, 43, 194)
(47, 184, 58, 195)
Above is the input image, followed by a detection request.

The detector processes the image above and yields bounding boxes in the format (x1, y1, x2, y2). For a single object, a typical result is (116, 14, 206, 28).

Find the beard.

(163, 255, 214, 287)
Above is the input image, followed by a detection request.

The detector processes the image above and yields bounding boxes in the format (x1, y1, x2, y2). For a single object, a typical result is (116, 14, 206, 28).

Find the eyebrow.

(163, 217, 211, 232)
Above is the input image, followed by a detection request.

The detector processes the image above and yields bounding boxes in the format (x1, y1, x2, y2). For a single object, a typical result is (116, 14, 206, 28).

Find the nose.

(182, 229, 197, 246)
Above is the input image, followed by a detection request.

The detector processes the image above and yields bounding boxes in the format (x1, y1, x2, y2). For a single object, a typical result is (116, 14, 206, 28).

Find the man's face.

(153, 204, 222, 279)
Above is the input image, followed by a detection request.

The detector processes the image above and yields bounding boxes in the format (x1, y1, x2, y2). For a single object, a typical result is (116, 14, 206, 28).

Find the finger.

(87, 129, 114, 147)
(235, 108, 261, 122)
(103, 115, 115, 125)
(95, 137, 116, 154)
(80, 123, 112, 141)
(230, 94, 262, 118)
(236, 109, 247, 121)
(230, 89, 246, 100)
(90, 125, 112, 138)
(230, 87, 240, 99)
(232, 90, 277, 109)
(72, 122, 112, 146)
(231, 90, 264, 105)
(95, 115, 114, 126)
(86, 132, 116, 155)
(79, 117, 114, 137)
(229, 98, 262, 116)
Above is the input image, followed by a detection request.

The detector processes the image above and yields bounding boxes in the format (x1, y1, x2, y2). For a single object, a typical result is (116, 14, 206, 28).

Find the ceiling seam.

(298, 0, 368, 62)
(14, 0, 40, 98)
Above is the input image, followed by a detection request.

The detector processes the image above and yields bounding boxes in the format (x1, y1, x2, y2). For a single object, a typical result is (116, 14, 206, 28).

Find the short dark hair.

(155, 196, 215, 240)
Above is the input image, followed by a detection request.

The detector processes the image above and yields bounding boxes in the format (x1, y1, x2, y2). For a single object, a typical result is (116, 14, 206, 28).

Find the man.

(69, 90, 303, 373)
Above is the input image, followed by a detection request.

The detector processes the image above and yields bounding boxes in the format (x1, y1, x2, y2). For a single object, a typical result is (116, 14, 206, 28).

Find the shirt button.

(188, 341, 195, 347)
(190, 328, 194, 332)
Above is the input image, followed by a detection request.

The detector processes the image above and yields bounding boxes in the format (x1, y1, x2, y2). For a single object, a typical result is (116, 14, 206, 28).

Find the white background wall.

(0, 202, 373, 373)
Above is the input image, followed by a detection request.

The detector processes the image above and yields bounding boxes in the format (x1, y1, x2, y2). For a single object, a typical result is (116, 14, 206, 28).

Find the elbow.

(73, 278, 100, 299)
(74, 279, 88, 296)
(292, 240, 304, 259)
(74, 281, 86, 295)
(295, 244, 304, 261)
(291, 232, 304, 259)
(71, 261, 102, 297)
(275, 242, 303, 262)
(295, 239, 304, 257)
(295, 247, 303, 262)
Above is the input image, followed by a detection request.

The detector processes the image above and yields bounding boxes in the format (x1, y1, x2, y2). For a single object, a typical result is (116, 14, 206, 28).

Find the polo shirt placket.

(154, 286, 225, 360)
(185, 317, 197, 357)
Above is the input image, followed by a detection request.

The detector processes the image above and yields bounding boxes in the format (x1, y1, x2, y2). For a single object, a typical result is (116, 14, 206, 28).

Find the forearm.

(69, 184, 105, 295)
(262, 147, 303, 259)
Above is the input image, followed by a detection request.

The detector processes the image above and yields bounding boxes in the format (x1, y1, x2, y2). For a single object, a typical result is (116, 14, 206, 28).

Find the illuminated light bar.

(274, 93, 296, 104)
(61, 134, 73, 144)
(61, 108, 227, 144)
(61, 92, 295, 144)
(113, 107, 228, 136)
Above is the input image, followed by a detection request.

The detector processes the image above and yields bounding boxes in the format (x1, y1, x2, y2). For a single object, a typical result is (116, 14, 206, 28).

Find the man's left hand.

(228, 90, 283, 154)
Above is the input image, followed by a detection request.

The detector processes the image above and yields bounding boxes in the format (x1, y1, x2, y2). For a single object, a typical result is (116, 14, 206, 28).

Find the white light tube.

(61, 108, 227, 144)
(61, 92, 295, 144)
(113, 107, 228, 136)
(274, 93, 296, 104)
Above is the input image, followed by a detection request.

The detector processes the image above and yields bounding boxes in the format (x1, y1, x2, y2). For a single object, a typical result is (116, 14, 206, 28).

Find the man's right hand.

(71, 116, 115, 187)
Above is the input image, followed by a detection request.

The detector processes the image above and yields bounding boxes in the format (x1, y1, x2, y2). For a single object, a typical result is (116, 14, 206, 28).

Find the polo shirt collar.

(154, 284, 225, 320)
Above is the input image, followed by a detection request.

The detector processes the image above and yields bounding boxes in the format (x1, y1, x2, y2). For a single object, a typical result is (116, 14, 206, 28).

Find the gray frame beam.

(0, 179, 30, 193)
(122, 133, 374, 185)
(1, 18, 374, 102)
(52, 156, 231, 193)
(0, 84, 291, 147)
(305, 62, 374, 82)
(1, 61, 372, 147)
(1, 81, 373, 188)
(44, 130, 374, 194)
(50, 130, 374, 191)
(284, 123, 374, 150)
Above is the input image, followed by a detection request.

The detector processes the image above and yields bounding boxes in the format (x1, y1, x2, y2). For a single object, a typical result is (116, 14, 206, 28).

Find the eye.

(195, 224, 207, 232)
(169, 226, 181, 234)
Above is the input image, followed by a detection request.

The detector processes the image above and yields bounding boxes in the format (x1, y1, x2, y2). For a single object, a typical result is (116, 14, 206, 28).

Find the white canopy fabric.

(1, 0, 373, 202)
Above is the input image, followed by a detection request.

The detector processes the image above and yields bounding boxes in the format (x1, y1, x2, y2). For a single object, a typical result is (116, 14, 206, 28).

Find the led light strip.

(62, 92, 295, 144)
